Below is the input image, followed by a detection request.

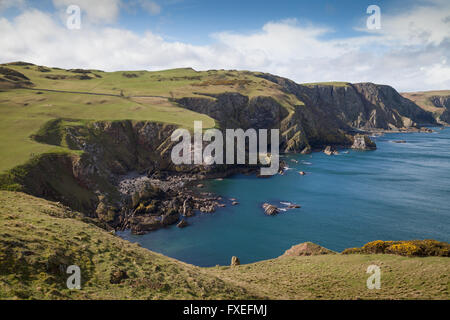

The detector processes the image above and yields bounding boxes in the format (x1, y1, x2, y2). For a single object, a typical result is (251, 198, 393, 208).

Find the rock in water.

(177, 219, 188, 228)
(262, 203, 280, 215)
(182, 197, 194, 217)
(301, 147, 311, 154)
(351, 134, 377, 150)
(130, 216, 162, 235)
(323, 146, 333, 156)
(281, 242, 335, 257)
(161, 209, 180, 226)
(231, 256, 240, 266)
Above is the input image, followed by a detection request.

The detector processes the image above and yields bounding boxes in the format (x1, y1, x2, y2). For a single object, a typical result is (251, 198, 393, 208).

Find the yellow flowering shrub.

(386, 243, 421, 256)
(341, 240, 450, 257)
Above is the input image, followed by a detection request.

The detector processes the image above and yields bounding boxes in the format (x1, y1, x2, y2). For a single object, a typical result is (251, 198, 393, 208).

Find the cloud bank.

(0, 0, 449, 91)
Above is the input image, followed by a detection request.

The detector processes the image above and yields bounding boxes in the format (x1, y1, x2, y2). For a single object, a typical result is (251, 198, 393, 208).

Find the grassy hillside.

(0, 63, 306, 173)
(0, 191, 255, 300)
(207, 254, 449, 300)
(0, 191, 448, 300)
(402, 90, 450, 114)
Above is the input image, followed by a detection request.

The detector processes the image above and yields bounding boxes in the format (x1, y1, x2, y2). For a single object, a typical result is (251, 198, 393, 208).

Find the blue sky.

(0, 0, 449, 91)
(2, 0, 398, 43)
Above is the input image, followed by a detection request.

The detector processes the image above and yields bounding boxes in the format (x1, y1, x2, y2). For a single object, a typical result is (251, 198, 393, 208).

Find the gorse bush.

(342, 240, 449, 257)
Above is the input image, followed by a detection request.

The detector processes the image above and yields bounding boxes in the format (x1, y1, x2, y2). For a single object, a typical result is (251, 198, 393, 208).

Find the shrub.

(342, 240, 450, 257)
(362, 240, 395, 254)
(386, 243, 421, 256)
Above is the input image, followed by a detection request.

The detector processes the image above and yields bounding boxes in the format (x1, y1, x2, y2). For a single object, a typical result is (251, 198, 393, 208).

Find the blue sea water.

(119, 128, 450, 267)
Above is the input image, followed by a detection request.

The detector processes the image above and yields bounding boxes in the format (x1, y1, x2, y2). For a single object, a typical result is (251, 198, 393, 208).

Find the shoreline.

(119, 126, 442, 236)
(117, 126, 449, 267)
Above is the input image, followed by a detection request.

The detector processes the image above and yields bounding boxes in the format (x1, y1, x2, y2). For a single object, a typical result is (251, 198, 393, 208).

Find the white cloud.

(0, 2, 449, 92)
(0, 0, 26, 11)
(139, 0, 161, 15)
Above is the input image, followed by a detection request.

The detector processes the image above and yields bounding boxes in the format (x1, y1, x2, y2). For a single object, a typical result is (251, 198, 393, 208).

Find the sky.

(0, 0, 449, 91)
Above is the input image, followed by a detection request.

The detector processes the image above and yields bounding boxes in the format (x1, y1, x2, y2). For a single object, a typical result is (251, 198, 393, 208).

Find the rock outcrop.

(323, 146, 339, 155)
(174, 78, 436, 153)
(231, 256, 240, 266)
(281, 242, 336, 257)
(401, 91, 450, 125)
(262, 203, 280, 215)
(351, 134, 377, 150)
(177, 219, 188, 228)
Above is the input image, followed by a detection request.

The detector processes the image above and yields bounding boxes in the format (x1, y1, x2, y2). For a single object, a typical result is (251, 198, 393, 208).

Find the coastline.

(117, 126, 450, 267)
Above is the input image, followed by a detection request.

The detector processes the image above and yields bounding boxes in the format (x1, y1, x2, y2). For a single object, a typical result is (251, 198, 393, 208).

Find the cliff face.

(430, 95, 450, 123)
(2, 121, 182, 223)
(176, 76, 437, 153)
(176, 93, 352, 153)
(256, 74, 436, 130)
(400, 91, 450, 125)
(2, 119, 250, 228)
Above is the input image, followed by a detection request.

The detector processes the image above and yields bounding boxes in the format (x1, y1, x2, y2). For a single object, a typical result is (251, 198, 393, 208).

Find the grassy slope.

(208, 255, 449, 300)
(0, 191, 255, 300)
(1, 191, 448, 300)
(401, 90, 450, 114)
(0, 64, 305, 173)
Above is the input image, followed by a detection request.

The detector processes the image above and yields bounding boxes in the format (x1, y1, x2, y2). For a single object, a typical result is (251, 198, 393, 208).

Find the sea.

(118, 127, 450, 267)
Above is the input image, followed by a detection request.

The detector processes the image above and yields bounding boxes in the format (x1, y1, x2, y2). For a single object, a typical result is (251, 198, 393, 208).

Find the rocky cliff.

(1, 119, 255, 231)
(0, 66, 442, 233)
(256, 73, 436, 130)
(401, 90, 450, 125)
(430, 95, 450, 123)
(176, 77, 436, 153)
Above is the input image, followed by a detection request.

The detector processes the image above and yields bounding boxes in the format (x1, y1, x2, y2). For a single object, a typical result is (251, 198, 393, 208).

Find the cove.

(118, 127, 450, 267)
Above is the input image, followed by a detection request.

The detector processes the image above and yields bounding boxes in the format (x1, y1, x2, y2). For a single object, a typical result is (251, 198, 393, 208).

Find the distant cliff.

(176, 75, 437, 153)
(401, 90, 450, 125)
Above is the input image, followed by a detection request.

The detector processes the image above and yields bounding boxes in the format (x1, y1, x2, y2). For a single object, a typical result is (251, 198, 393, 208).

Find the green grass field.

(0, 63, 307, 173)
(0, 191, 448, 300)
(0, 64, 448, 300)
